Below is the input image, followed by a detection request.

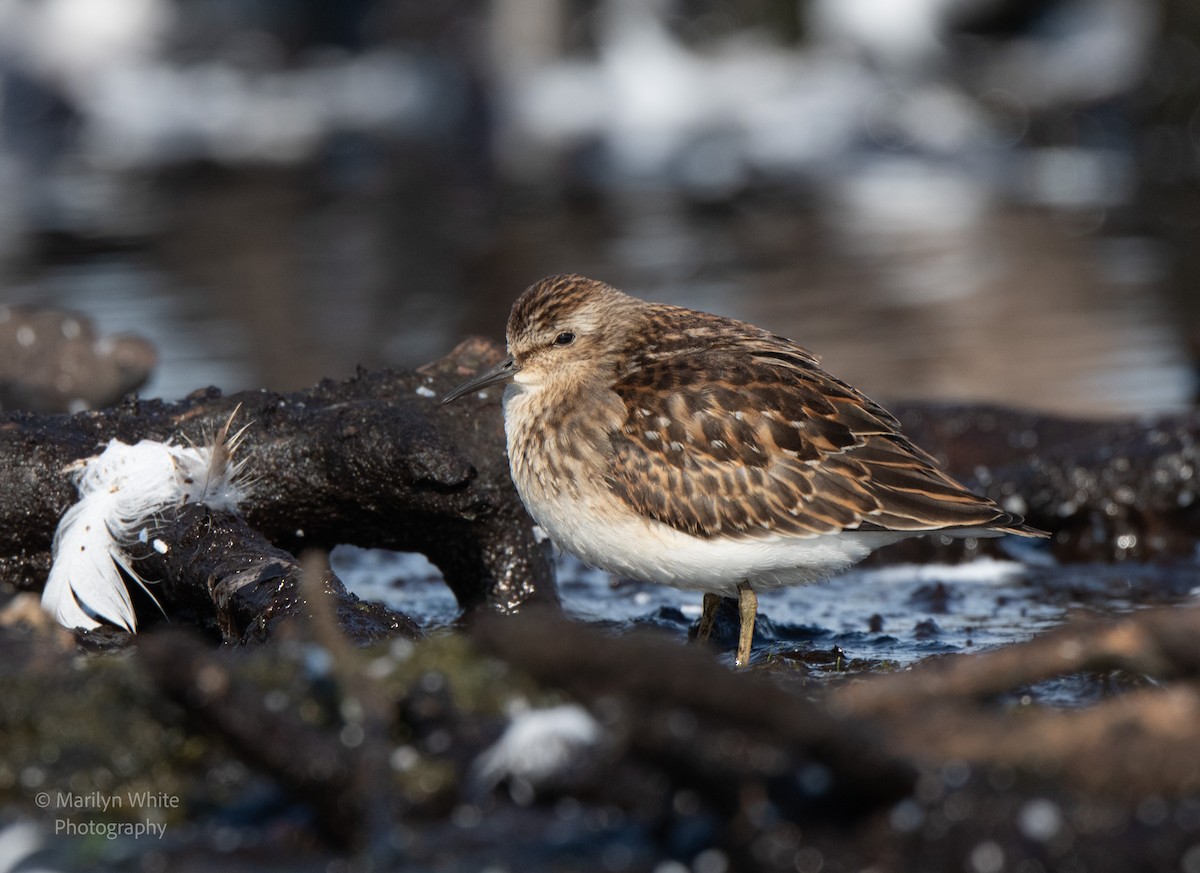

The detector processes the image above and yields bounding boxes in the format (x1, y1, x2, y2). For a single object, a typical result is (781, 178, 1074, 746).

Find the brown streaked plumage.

(444, 274, 1046, 666)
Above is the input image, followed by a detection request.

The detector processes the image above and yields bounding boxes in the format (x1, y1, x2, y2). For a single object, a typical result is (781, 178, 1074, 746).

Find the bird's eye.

(553, 331, 576, 346)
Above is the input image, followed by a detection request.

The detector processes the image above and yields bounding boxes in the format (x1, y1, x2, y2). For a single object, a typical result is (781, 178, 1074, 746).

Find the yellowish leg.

(736, 581, 757, 667)
(696, 592, 720, 643)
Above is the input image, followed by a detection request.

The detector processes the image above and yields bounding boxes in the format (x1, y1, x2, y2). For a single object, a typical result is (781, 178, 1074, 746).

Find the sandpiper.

(444, 274, 1045, 666)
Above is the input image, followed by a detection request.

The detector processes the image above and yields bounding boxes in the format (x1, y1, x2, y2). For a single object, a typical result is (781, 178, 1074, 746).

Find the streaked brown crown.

(508, 275, 616, 340)
(505, 274, 1044, 542)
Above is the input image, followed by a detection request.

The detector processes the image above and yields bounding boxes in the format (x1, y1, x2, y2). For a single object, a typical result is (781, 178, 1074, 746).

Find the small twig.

(137, 630, 364, 847)
(829, 603, 1200, 718)
(298, 551, 401, 862)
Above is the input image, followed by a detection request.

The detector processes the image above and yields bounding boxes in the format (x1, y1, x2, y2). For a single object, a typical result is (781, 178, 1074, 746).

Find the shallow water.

(2, 174, 1193, 416)
(332, 540, 1199, 678)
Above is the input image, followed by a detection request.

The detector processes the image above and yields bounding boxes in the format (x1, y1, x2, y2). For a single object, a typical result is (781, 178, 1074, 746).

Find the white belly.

(526, 489, 909, 597)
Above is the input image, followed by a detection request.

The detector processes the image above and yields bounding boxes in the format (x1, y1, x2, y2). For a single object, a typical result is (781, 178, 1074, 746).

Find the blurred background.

(0, 0, 1198, 415)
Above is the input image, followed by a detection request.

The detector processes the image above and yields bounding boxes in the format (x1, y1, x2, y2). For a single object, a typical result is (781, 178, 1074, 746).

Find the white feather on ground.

(471, 703, 606, 799)
(42, 416, 249, 631)
(0, 821, 50, 873)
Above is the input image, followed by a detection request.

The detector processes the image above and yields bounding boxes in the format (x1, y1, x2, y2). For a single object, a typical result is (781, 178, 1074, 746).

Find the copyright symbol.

(34, 793, 49, 808)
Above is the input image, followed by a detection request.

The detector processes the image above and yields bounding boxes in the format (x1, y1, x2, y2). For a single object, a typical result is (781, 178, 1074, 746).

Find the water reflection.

(0, 0, 1194, 416)
(3, 167, 1191, 415)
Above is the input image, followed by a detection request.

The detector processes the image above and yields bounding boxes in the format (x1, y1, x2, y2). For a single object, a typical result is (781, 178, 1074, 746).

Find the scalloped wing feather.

(605, 330, 1036, 542)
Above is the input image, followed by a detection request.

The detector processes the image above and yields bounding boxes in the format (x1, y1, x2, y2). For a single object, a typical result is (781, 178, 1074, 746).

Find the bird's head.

(442, 274, 636, 403)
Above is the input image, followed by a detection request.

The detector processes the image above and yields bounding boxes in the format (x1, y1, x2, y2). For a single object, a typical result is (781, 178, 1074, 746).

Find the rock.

(0, 306, 156, 413)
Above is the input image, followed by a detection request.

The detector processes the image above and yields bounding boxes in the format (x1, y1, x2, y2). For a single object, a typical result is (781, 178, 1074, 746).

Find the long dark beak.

(441, 356, 518, 404)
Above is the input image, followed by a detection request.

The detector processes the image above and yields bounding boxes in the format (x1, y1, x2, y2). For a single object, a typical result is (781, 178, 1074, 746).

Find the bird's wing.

(604, 336, 1032, 541)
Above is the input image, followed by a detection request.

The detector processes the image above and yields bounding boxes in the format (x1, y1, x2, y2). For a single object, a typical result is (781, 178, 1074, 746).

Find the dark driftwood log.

(0, 337, 555, 636)
(891, 402, 1200, 560)
(125, 504, 422, 645)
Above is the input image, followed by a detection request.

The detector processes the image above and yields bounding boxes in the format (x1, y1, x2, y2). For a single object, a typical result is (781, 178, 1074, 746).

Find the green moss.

(0, 638, 215, 827)
(368, 632, 548, 716)
(0, 620, 565, 840)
